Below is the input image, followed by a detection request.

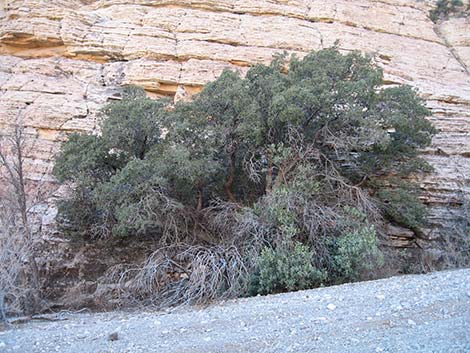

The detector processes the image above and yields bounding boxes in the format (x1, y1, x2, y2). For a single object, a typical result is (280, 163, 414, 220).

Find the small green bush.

(332, 225, 384, 282)
(430, 0, 465, 23)
(251, 242, 326, 295)
(377, 184, 428, 230)
(316, 207, 385, 283)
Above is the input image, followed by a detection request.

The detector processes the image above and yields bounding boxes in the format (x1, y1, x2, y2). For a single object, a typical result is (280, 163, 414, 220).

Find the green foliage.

(94, 159, 169, 237)
(53, 133, 124, 184)
(377, 183, 428, 230)
(56, 182, 102, 238)
(101, 86, 170, 160)
(54, 87, 183, 239)
(251, 242, 326, 295)
(330, 208, 384, 282)
(54, 49, 436, 302)
(430, 0, 465, 23)
(249, 206, 384, 294)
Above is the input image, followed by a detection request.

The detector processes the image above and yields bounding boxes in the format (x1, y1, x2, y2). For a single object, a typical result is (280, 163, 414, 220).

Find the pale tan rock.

(439, 16, 470, 69)
(174, 85, 189, 104)
(0, 0, 83, 47)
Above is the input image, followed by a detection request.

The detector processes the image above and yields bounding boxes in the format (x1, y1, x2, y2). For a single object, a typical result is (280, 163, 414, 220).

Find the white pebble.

(327, 304, 336, 310)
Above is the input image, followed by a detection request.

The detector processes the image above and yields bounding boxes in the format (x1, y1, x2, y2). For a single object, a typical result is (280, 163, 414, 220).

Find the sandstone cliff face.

(0, 0, 469, 245)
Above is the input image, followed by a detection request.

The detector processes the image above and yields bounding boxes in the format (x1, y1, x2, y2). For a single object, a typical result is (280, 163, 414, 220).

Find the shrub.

(54, 48, 436, 305)
(430, 0, 465, 23)
(332, 225, 384, 282)
(377, 184, 428, 230)
(251, 242, 326, 295)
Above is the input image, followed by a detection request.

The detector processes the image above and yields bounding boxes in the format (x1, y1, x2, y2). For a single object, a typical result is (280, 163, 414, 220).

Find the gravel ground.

(1, 269, 469, 353)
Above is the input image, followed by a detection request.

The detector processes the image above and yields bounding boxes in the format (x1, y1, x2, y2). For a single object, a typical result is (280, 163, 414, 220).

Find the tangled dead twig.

(0, 114, 51, 319)
(101, 242, 253, 308)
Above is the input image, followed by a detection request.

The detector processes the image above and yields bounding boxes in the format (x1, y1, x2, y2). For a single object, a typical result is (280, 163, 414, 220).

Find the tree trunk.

(265, 160, 273, 194)
(224, 154, 237, 202)
(197, 189, 203, 211)
(14, 123, 40, 313)
(0, 116, 43, 316)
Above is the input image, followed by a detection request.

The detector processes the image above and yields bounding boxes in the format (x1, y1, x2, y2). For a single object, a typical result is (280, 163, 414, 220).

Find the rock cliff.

(0, 1, 469, 247)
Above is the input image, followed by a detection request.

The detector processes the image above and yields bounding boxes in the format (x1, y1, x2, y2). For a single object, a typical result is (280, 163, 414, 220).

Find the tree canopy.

(54, 48, 436, 302)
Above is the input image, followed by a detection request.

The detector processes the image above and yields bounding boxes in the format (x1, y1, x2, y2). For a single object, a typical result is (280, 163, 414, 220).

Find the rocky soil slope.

(1, 268, 469, 352)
